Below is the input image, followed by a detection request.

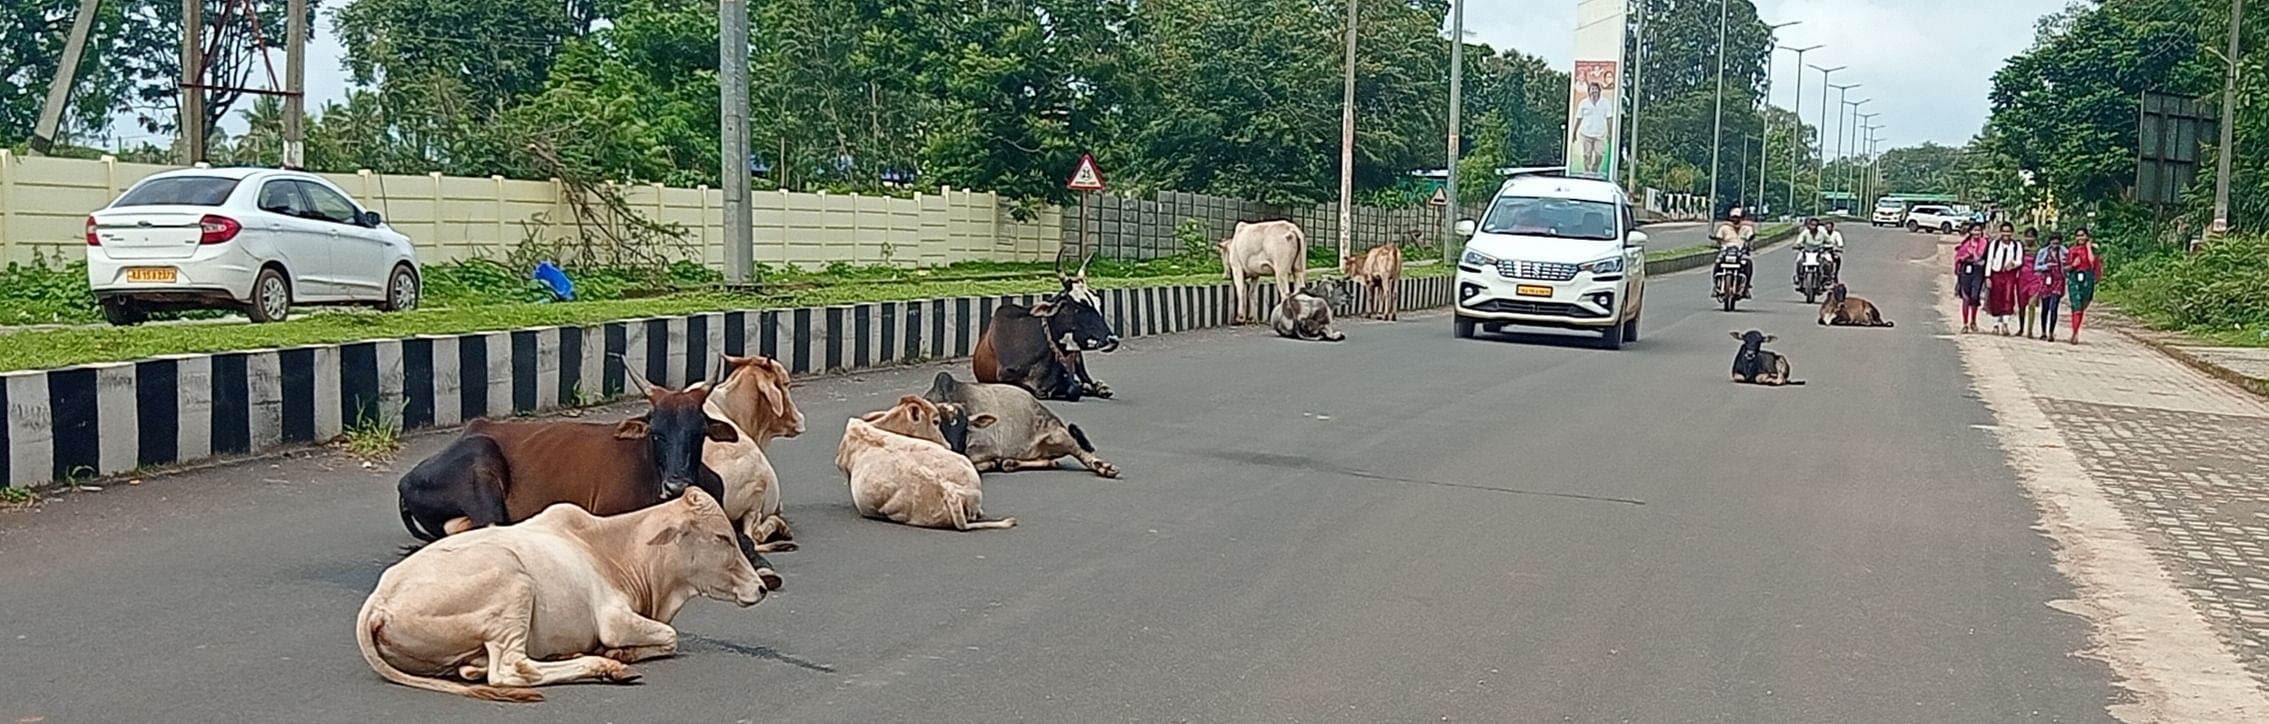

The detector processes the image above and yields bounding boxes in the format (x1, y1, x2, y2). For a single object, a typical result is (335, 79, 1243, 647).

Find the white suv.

(1903, 204, 1970, 234)
(1870, 200, 1907, 226)
(87, 168, 422, 325)
(1451, 175, 1648, 350)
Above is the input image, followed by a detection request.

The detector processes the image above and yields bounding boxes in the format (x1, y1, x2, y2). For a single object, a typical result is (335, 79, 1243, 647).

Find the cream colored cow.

(355, 489, 778, 702)
(701, 354, 806, 553)
(836, 397, 1016, 531)
(1219, 220, 1309, 325)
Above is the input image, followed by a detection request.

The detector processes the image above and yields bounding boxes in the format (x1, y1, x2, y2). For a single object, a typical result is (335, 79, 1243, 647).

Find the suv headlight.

(1460, 248, 1497, 268)
(1579, 256, 1623, 275)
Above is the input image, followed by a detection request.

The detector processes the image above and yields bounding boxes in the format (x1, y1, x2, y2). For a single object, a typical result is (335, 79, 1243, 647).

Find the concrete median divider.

(0, 276, 1454, 488)
(1641, 224, 1801, 276)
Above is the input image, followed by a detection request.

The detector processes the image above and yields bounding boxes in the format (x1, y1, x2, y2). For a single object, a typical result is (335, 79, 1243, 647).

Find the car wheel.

(247, 267, 292, 323)
(1599, 322, 1625, 350)
(101, 298, 148, 327)
(382, 265, 420, 312)
(1621, 314, 1640, 343)
(1453, 316, 1477, 339)
(1941, 222, 1955, 234)
(1906, 221, 1919, 232)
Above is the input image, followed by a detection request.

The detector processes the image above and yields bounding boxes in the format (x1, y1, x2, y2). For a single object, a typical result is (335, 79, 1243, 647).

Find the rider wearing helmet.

(1714, 206, 1757, 298)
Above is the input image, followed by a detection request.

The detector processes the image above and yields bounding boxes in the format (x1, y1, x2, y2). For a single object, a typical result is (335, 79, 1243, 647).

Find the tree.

(0, 0, 176, 145)
(1874, 143, 1965, 194)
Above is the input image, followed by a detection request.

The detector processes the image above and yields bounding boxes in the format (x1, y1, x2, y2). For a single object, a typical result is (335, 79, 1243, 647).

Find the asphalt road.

(0, 224, 2118, 723)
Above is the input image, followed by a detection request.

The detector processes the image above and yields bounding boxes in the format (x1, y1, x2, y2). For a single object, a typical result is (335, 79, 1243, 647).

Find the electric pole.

(1339, 0, 1357, 267)
(283, 0, 305, 168)
(1626, 1, 1646, 192)
(181, 0, 205, 163)
(1706, 0, 1728, 214)
(1445, 0, 1464, 259)
(720, 0, 753, 284)
(1781, 45, 1821, 216)
(28, 0, 103, 157)
(2213, 0, 2244, 237)
(1756, 22, 1801, 217)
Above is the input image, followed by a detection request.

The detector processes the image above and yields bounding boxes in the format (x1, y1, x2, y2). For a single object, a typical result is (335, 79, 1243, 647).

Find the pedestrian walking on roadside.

(1985, 222, 2026, 335)
(2065, 228, 2103, 345)
(2016, 227, 2042, 338)
(2032, 231, 2069, 341)
(1954, 223, 1989, 333)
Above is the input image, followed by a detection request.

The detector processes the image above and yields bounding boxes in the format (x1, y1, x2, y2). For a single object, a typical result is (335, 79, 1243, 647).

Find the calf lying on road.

(923, 372, 1120, 478)
(356, 489, 779, 703)
(1816, 283, 1896, 328)
(837, 396, 1017, 531)
(1729, 330, 1806, 386)
(1271, 284, 1347, 342)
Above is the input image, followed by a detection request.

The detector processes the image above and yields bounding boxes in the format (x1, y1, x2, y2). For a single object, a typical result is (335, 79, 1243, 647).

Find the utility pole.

(720, 0, 753, 284)
(1706, 0, 1729, 214)
(1818, 75, 1852, 213)
(181, 0, 205, 163)
(283, 0, 305, 168)
(1339, 0, 1357, 267)
(1755, 22, 1801, 218)
(1851, 109, 1877, 201)
(1626, 1, 1647, 193)
(28, 0, 103, 156)
(1445, 0, 1464, 259)
(1781, 45, 1820, 216)
(2213, 0, 2244, 237)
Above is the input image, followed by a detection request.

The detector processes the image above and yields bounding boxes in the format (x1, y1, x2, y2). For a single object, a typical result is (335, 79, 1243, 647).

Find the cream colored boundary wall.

(0, 150, 1065, 269)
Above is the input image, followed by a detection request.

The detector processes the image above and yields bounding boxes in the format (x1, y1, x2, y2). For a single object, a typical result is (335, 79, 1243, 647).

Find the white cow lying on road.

(355, 488, 778, 702)
(837, 396, 1016, 531)
(1220, 220, 1309, 325)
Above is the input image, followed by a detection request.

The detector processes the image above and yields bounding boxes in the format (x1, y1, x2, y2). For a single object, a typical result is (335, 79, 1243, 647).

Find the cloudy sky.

(209, 0, 2066, 153)
(1463, 0, 2071, 148)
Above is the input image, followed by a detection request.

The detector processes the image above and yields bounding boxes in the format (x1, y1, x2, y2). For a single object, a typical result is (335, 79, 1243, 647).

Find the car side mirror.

(358, 210, 383, 228)
(1453, 219, 1477, 237)
(1625, 230, 1648, 248)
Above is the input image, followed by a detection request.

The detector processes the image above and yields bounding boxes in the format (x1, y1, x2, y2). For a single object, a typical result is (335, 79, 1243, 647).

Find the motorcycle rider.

(1714, 206, 1756, 299)
(1792, 218, 1825, 287)
(1817, 220, 1846, 282)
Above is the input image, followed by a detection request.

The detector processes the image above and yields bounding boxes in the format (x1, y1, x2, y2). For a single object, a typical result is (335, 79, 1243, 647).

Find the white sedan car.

(86, 168, 422, 325)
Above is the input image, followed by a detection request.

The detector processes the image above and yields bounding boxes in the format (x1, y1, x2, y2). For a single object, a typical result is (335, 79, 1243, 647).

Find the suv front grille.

(1465, 298, 1604, 318)
(1495, 259, 1579, 282)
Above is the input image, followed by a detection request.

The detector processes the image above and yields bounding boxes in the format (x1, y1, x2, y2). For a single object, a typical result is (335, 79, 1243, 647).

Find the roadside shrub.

(2107, 234, 2269, 330)
(0, 258, 101, 324)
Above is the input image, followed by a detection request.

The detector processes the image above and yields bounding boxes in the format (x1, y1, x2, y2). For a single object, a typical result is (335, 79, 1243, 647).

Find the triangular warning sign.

(1067, 154, 1107, 191)
(1427, 188, 1448, 206)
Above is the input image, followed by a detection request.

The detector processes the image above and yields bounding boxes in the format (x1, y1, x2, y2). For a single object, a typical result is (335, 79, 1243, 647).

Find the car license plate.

(126, 267, 177, 283)
(1516, 284, 1553, 298)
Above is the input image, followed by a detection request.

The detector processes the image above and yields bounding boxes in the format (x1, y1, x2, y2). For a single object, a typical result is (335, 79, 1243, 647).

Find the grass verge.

(0, 265, 1451, 372)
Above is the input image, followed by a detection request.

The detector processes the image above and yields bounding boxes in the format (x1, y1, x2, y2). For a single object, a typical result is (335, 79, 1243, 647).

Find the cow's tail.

(1066, 424, 1096, 453)
(357, 599, 542, 703)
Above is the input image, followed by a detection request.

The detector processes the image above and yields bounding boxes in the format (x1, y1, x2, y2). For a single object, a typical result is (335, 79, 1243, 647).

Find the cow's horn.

(611, 353, 655, 395)
(1078, 249, 1095, 277)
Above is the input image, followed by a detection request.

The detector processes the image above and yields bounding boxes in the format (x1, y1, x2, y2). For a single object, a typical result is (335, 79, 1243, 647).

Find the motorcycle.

(1712, 246, 1751, 312)
(1796, 246, 1827, 304)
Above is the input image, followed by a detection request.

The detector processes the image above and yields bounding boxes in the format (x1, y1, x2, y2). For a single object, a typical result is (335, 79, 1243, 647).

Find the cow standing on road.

(1220, 220, 1309, 325)
(922, 372, 1119, 478)
(1342, 243, 1403, 321)
(394, 362, 739, 542)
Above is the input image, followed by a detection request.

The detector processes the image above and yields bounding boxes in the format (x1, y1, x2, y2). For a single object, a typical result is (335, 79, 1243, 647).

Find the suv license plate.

(1516, 285, 1552, 298)
(126, 267, 177, 283)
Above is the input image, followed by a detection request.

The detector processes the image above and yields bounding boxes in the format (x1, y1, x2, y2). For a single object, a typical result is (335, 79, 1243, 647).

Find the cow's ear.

(1763, 334, 1778, 343)
(615, 415, 652, 439)
(645, 524, 687, 547)
(1728, 331, 1743, 341)
(1029, 301, 1058, 317)
(970, 414, 999, 429)
(705, 417, 741, 443)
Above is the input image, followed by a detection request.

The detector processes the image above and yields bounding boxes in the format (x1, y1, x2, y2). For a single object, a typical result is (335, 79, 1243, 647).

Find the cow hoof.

(603, 662, 643, 683)
(756, 540, 800, 554)
(1092, 461, 1120, 479)
(1090, 386, 1114, 399)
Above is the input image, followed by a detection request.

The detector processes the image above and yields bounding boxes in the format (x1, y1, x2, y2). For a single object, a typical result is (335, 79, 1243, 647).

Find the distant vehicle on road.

(1451, 173, 1647, 350)
(1903, 204, 1972, 234)
(1871, 198, 1909, 226)
(86, 168, 422, 325)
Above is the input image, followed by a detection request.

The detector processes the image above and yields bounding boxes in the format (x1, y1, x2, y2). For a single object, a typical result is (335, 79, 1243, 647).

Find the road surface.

(0, 225, 2122, 722)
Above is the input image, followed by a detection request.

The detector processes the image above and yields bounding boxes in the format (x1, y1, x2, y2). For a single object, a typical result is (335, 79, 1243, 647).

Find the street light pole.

(1809, 65, 1845, 214)
(1826, 82, 1859, 212)
(1707, 0, 1730, 214)
(1851, 109, 1878, 200)
(2213, 0, 2244, 237)
(1756, 22, 1801, 218)
(1445, 0, 1463, 260)
(1780, 45, 1821, 216)
(1627, 1, 1647, 192)
(720, 0, 752, 284)
(1339, 0, 1357, 268)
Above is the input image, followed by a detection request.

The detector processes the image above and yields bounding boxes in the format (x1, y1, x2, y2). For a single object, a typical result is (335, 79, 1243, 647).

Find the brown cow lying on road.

(356, 488, 779, 702)
(1220, 220, 1309, 325)
(395, 363, 738, 542)
(701, 354, 806, 554)
(1816, 283, 1896, 328)
(922, 372, 1118, 478)
(837, 396, 1016, 531)
(1343, 243, 1403, 320)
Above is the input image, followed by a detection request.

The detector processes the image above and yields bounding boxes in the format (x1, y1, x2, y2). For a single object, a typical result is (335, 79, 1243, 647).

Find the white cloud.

(1459, 0, 2071, 149)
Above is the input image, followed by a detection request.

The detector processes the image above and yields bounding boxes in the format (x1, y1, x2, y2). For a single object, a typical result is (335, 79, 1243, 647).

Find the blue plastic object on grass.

(533, 261, 575, 301)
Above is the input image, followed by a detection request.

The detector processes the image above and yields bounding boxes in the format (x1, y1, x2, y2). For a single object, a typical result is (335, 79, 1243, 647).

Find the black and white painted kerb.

(1, 277, 1451, 487)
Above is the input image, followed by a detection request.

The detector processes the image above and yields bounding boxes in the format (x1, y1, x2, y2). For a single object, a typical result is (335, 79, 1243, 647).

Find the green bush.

(0, 259, 103, 325)
(2106, 234, 2269, 330)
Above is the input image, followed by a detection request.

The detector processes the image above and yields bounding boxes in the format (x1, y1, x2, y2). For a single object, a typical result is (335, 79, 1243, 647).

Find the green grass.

(1645, 223, 1796, 263)
(0, 264, 1451, 372)
(0, 486, 37, 509)
(2101, 233, 2269, 348)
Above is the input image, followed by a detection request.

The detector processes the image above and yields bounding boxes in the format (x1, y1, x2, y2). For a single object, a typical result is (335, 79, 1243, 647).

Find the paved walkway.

(1947, 263, 2269, 720)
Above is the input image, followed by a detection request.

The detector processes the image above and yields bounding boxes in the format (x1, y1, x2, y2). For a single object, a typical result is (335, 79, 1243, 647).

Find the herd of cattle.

(359, 220, 1405, 701)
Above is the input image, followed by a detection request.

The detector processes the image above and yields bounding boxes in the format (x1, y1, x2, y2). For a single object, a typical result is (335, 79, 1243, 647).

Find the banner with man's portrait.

(1564, 0, 1628, 180)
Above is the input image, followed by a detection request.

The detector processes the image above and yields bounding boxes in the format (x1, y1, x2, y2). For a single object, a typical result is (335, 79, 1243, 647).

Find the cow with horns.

(972, 248, 1122, 401)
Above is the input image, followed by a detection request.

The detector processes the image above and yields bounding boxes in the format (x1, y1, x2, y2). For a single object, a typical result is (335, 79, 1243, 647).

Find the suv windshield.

(113, 176, 241, 207)
(1478, 195, 1620, 241)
